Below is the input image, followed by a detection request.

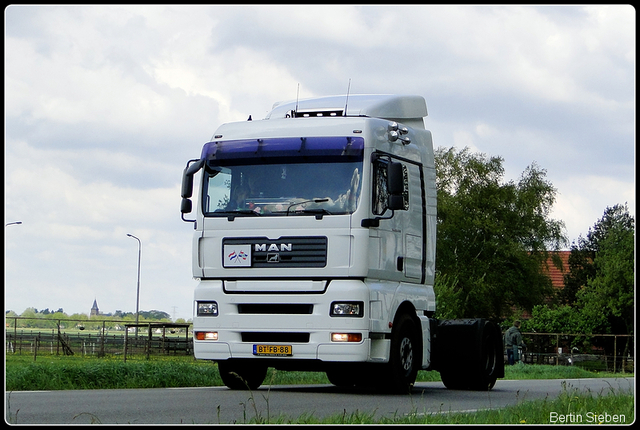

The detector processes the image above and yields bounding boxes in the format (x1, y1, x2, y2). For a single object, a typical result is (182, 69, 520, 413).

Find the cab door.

(367, 156, 424, 282)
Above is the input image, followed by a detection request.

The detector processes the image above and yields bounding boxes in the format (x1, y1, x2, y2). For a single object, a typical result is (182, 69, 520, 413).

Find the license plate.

(253, 344, 292, 356)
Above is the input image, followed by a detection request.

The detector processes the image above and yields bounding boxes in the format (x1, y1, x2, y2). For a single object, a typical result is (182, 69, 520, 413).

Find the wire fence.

(511, 332, 634, 373)
(4, 317, 634, 372)
(5, 317, 192, 361)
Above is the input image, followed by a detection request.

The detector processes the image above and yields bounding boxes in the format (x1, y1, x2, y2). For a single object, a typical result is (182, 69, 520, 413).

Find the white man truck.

(181, 94, 504, 392)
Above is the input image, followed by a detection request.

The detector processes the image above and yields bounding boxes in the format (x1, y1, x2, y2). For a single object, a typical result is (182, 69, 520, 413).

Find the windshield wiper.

(293, 208, 333, 219)
(286, 199, 329, 216)
(222, 209, 262, 220)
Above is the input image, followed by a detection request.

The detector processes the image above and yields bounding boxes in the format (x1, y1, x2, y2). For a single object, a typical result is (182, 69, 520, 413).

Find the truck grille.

(223, 236, 327, 268)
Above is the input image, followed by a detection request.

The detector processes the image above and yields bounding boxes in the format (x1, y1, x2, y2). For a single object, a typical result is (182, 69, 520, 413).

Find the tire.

(326, 368, 356, 388)
(468, 321, 500, 391)
(385, 314, 419, 393)
(440, 371, 466, 390)
(440, 320, 501, 391)
(218, 361, 267, 390)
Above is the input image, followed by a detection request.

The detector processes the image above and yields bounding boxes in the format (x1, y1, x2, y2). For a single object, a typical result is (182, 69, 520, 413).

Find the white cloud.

(4, 5, 635, 320)
(552, 175, 635, 244)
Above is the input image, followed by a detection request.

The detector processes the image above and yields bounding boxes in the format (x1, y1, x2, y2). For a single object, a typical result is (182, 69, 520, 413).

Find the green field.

(5, 355, 634, 424)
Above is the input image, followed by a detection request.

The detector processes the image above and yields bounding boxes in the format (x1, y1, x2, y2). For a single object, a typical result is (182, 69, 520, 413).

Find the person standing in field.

(504, 320, 526, 365)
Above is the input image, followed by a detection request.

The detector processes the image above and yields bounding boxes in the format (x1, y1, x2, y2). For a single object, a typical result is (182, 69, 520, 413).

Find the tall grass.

(5, 355, 222, 391)
(5, 354, 631, 392)
(283, 384, 634, 424)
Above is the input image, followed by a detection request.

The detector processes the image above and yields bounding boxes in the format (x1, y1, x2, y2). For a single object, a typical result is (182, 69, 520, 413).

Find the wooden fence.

(4, 317, 634, 372)
(511, 332, 634, 373)
(5, 317, 192, 360)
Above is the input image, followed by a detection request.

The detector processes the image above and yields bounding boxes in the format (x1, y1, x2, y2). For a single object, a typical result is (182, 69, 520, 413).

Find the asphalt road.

(5, 377, 634, 424)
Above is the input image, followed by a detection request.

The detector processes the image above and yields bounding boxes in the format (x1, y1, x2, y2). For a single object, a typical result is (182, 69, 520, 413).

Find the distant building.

(90, 299, 100, 318)
(519, 251, 571, 319)
(541, 251, 571, 291)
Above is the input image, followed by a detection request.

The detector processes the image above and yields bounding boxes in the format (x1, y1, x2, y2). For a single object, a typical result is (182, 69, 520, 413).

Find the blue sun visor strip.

(201, 136, 364, 165)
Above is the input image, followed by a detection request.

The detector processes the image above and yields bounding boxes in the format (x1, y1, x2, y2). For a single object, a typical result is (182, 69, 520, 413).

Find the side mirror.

(180, 159, 204, 223)
(361, 159, 406, 228)
(388, 194, 404, 211)
(181, 159, 204, 198)
(180, 198, 192, 214)
(387, 162, 405, 210)
(181, 174, 194, 199)
(387, 162, 404, 196)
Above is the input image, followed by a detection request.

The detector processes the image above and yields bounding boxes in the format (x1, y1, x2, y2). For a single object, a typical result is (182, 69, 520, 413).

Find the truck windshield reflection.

(204, 161, 362, 217)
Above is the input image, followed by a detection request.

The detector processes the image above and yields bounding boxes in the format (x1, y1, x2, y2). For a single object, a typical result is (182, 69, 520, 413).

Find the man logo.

(267, 253, 280, 263)
(254, 243, 292, 252)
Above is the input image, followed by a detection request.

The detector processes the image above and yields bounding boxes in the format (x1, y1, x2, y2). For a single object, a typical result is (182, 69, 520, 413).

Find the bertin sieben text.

(549, 411, 626, 424)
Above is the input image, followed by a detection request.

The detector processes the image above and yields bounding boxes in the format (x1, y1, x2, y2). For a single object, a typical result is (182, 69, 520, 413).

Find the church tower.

(90, 299, 100, 318)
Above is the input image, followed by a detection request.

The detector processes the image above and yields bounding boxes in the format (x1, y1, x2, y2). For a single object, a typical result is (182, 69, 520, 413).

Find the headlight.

(197, 301, 218, 316)
(330, 301, 363, 317)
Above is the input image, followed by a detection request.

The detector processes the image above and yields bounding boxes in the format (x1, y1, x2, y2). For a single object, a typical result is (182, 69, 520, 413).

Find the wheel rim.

(400, 337, 413, 372)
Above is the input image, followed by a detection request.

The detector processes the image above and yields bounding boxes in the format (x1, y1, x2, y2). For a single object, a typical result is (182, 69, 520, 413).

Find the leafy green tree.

(139, 310, 172, 321)
(523, 304, 608, 335)
(526, 205, 634, 360)
(561, 204, 634, 306)
(575, 205, 634, 335)
(434, 147, 567, 319)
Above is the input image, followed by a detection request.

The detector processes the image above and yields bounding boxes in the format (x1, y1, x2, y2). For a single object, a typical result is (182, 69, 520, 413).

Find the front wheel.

(218, 361, 267, 390)
(326, 368, 357, 387)
(385, 314, 420, 393)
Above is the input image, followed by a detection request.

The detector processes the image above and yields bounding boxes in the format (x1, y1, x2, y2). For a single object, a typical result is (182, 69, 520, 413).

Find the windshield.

(203, 160, 362, 217)
(201, 136, 364, 217)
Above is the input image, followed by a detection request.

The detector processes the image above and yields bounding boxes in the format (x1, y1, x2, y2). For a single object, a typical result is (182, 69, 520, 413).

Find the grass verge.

(5, 354, 630, 391)
(5, 355, 634, 424)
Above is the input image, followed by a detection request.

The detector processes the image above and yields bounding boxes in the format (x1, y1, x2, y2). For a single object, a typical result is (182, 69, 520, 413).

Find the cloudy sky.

(4, 5, 635, 321)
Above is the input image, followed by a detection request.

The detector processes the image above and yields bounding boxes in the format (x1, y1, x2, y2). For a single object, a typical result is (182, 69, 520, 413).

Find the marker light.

(195, 331, 218, 341)
(331, 333, 363, 342)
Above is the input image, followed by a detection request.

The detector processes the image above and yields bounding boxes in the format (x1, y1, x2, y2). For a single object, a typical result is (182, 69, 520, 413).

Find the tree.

(526, 204, 634, 361)
(523, 304, 608, 335)
(434, 147, 567, 319)
(561, 204, 634, 306)
(574, 204, 635, 336)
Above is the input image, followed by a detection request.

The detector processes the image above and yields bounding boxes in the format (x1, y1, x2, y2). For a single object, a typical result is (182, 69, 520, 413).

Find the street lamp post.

(5, 221, 22, 227)
(126, 234, 141, 336)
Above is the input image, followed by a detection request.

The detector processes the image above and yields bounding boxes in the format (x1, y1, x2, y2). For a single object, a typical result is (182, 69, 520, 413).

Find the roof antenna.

(295, 83, 300, 117)
(343, 78, 351, 116)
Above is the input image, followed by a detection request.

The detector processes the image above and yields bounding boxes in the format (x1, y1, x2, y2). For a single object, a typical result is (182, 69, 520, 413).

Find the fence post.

(56, 320, 60, 355)
(99, 321, 106, 357)
(124, 328, 129, 363)
(13, 318, 17, 355)
(34, 335, 39, 362)
(613, 335, 617, 373)
(146, 324, 152, 360)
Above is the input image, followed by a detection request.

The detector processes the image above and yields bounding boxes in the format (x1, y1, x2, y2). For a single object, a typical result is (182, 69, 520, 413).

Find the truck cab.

(181, 95, 503, 392)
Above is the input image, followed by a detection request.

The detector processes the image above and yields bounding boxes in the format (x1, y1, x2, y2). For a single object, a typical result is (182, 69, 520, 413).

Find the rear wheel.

(469, 321, 500, 390)
(440, 320, 501, 391)
(218, 361, 267, 390)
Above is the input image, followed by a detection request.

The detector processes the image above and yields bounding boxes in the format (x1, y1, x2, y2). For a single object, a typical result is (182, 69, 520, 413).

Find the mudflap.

(431, 318, 505, 390)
